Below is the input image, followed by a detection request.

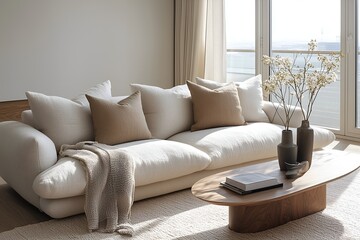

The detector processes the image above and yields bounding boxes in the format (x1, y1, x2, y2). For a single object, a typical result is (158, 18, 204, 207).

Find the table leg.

(228, 185, 326, 233)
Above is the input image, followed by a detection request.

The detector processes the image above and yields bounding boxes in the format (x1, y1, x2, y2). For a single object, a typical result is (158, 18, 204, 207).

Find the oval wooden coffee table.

(192, 150, 360, 233)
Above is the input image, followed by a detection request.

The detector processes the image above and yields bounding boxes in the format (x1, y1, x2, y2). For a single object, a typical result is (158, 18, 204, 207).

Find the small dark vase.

(277, 130, 298, 171)
(297, 120, 314, 167)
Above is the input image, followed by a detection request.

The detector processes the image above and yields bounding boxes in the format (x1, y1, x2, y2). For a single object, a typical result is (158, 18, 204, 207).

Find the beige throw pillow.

(86, 91, 152, 145)
(186, 81, 245, 131)
(195, 75, 269, 122)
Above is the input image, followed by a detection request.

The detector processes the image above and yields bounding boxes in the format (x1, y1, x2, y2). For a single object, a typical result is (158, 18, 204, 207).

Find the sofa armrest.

(0, 121, 57, 208)
(21, 109, 35, 127)
(262, 101, 303, 128)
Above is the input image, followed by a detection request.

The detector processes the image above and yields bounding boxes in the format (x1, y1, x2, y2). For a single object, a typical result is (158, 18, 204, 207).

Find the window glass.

(225, 0, 255, 82)
(272, 0, 341, 129)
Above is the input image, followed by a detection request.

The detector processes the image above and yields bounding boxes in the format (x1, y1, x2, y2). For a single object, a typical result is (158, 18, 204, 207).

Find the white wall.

(0, 0, 174, 101)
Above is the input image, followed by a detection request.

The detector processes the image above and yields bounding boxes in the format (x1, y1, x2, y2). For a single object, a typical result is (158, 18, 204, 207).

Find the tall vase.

(277, 130, 298, 171)
(297, 120, 314, 167)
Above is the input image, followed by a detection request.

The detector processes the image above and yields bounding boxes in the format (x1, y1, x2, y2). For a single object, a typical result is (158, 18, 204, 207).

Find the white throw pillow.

(195, 75, 269, 122)
(26, 81, 112, 151)
(130, 84, 193, 139)
(72, 80, 112, 107)
(26, 92, 93, 152)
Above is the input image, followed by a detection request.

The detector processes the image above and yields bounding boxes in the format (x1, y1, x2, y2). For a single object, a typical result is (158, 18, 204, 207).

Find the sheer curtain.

(174, 0, 226, 85)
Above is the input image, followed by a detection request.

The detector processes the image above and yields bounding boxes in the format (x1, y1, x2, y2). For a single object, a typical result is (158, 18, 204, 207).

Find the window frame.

(344, 0, 360, 139)
(248, 0, 360, 139)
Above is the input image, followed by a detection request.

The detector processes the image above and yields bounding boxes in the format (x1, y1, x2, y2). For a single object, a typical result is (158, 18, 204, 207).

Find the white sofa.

(0, 78, 335, 218)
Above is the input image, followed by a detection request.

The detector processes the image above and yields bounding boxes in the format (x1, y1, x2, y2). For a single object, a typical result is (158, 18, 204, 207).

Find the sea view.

(226, 41, 358, 129)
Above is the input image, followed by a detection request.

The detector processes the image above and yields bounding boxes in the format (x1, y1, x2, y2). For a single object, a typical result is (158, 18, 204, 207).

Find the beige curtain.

(174, 0, 226, 85)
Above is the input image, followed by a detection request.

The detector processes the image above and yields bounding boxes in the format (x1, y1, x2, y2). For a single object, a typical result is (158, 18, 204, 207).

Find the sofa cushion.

(86, 92, 152, 145)
(21, 96, 128, 129)
(25, 81, 112, 151)
(26, 91, 94, 152)
(169, 122, 335, 170)
(302, 125, 336, 149)
(186, 81, 245, 131)
(72, 80, 112, 108)
(33, 139, 211, 199)
(196, 75, 269, 122)
(130, 84, 193, 139)
(21, 110, 36, 127)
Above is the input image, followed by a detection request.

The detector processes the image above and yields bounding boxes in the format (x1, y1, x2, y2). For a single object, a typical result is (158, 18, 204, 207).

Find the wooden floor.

(0, 139, 359, 233)
(0, 178, 51, 232)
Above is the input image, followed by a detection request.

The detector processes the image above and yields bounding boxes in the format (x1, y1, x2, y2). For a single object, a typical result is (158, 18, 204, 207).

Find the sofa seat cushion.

(33, 139, 211, 199)
(309, 126, 336, 149)
(169, 123, 335, 170)
(169, 123, 280, 170)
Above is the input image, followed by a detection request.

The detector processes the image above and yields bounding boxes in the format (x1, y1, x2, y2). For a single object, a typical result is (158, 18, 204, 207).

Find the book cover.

(220, 181, 283, 195)
(225, 173, 280, 191)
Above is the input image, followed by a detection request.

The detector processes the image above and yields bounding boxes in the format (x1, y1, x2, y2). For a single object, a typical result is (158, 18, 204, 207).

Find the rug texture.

(0, 169, 359, 240)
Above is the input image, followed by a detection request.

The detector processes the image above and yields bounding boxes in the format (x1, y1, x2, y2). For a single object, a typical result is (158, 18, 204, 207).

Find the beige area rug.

(1, 169, 359, 240)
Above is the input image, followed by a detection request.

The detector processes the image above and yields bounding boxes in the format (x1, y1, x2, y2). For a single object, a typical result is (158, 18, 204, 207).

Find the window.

(272, 0, 341, 129)
(225, 0, 255, 82)
(226, 0, 360, 139)
(357, 1, 360, 128)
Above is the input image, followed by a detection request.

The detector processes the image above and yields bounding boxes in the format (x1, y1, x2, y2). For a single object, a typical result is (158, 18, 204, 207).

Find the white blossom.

(262, 39, 341, 128)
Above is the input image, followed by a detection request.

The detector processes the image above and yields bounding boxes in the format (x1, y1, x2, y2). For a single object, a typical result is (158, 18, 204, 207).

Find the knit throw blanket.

(59, 141, 135, 236)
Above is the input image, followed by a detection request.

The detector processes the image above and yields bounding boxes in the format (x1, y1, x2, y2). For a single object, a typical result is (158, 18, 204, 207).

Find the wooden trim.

(0, 100, 29, 122)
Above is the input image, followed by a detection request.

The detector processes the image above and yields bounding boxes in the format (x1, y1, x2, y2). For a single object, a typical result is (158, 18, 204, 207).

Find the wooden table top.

(192, 150, 360, 207)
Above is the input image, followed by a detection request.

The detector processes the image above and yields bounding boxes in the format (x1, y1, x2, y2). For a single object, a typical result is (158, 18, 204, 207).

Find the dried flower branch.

(262, 39, 341, 129)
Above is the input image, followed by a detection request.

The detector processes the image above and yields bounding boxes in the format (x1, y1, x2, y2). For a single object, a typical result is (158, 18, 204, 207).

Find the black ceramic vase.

(297, 120, 314, 167)
(277, 130, 298, 171)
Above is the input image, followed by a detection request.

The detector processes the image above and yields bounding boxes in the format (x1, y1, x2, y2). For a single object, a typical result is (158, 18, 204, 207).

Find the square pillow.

(130, 84, 193, 139)
(25, 81, 112, 151)
(86, 91, 152, 145)
(186, 81, 245, 131)
(195, 75, 269, 122)
(72, 80, 112, 108)
(26, 91, 93, 152)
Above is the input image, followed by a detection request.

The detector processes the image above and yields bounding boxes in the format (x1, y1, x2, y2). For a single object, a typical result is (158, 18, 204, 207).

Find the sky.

(226, 0, 341, 48)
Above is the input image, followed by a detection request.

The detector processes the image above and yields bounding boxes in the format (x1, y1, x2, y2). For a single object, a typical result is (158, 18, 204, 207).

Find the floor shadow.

(331, 141, 351, 151)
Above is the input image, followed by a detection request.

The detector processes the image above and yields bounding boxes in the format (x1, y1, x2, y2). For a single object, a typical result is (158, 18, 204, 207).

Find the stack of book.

(220, 173, 283, 195)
